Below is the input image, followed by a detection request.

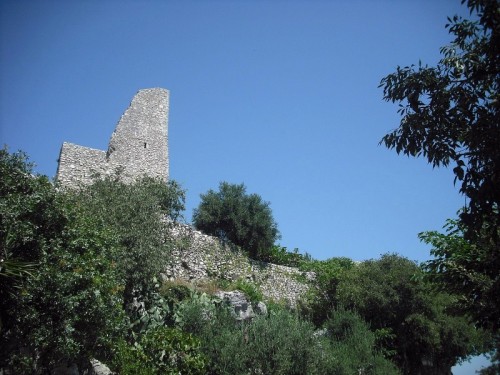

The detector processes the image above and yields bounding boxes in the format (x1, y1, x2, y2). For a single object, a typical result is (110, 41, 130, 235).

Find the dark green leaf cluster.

(178, 296, 398, 375)
(420, 219, 500, 331)
(325, 308, 400, 375)
(0, 147, 188, 373)
(113, 326, 207, 375)
(72, 176, 185, 299)
(298, 257, 355, 326)
(192, 182, 280, 259)
(307, 254, 489, 374)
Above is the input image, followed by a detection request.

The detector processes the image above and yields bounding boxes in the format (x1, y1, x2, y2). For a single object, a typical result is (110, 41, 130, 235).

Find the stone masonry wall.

(56, 88, 169, 187)
(55, 87, 311, 305)
(56, 143, 108, 187)
(166, 224, 314, 306)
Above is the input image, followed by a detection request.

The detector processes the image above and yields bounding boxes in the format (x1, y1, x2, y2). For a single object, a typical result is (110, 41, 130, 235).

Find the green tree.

(178, 296, 398, 375)
(334, 254, 488, 375)
(192, 182, 280, 259)
(420, 219, 499, 331)
(298, 257, 355, 326)
(379, 0, 499, 331)
(325, 308, 400, 375)
(73, 176, 185, 301)
(0, 148, 125, 373)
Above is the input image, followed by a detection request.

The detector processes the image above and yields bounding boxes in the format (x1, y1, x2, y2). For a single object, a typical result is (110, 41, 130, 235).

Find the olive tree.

(192, 182, 280, 259)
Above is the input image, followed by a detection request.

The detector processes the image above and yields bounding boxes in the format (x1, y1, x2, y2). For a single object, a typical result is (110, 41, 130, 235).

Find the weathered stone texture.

(215, 290, 267, 321)
(56, 88, 169, 187)
(55, 87, 310, 307)
(166, 224, 314, 306)
(56, 143, 107, 187)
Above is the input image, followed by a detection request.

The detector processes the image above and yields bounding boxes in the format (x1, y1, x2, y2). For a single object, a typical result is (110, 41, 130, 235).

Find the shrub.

(298, 257, 355, 326)
(178, 300, 344, 375)
(111, 340, 156, 375)
(113, 327, 206, 375)
(259, 244, 312, 267)
(160, 280, 193, 304)
(165, 283, 398, 374)
(192, 182, 280, 259)
(72, 176, 185, 301)
(0, 148, 125, 373)
(174, 292, 218, 334)
(325, 309, 399, 375)
(334, 254, 488, 374)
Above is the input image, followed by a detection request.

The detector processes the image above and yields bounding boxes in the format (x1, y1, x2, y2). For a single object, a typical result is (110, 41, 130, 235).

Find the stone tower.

(56, 88, 169, 187)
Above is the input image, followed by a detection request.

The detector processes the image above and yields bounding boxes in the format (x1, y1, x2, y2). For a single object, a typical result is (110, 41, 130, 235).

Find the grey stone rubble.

(50, 359, 112, 375)
(56, 88, 169, 188)
(166, 223, 315, 306)
(88, 359, 112, 375)
(215, 290, 267, 321)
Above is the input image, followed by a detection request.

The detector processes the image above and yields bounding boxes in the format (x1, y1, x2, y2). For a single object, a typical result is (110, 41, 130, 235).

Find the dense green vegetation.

(0, 147, 491, 374)
(192, 181, 280, 260)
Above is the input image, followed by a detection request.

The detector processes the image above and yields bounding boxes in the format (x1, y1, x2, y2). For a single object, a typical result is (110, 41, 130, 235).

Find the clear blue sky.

(0, 1, 492, 372)
(1, 0, 469, 263)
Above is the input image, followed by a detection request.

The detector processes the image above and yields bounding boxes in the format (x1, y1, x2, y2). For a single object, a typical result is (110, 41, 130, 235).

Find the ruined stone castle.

(55, 88, 311, 305)
(56, 88, 169, 187)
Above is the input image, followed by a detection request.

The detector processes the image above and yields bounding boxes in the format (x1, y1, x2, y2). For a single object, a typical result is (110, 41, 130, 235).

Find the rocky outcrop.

(215, 290, 267, 321)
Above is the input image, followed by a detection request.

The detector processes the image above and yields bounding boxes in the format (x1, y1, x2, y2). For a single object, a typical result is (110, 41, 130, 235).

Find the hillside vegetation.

(0, 148, 491, 374)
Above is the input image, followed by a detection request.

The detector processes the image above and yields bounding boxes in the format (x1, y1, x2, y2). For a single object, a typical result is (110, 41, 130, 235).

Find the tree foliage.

(72, 176, 185, 300)
(192, 182, 280, 259)
(338, 255, 488, 374)
(325, 308, 400, 375)
(177, 296, 398, 375)
(1, 147, 489, 373)
(380, 0, 499, 235)
(298, 257, 355, 326)
(113, 326, 207, 375)
(0, 148, 125, 372)
(257, 244, 312, 267)
(379, 0, 500, 331)
(420, 219, 500, 331)
(0, 148, 187, 373)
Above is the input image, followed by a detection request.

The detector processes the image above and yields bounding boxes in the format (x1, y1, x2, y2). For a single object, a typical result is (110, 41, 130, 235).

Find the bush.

(232, 279, 263, 303)
(111, 340, 156, 375)
(72, 176, 185, 301)
(0, 148, 126, 373)
(192, 182, 280, 259)
(298, 257, 355, 326)
(334, 254, 488, 374)
(176, 297, 394, 375)
(113, 327, 206, 375)
(259, 244, 312, 267)
(325, 309, 399, 375)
